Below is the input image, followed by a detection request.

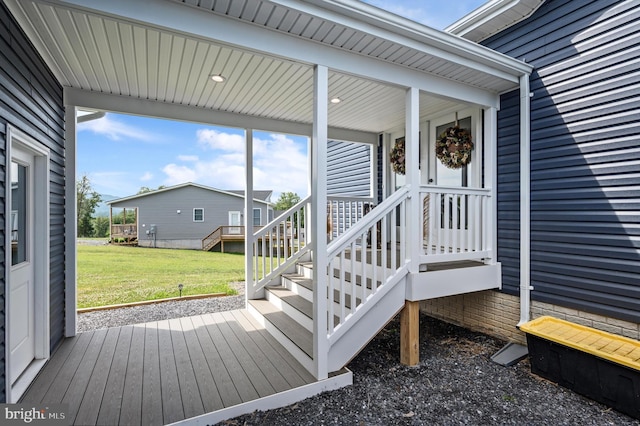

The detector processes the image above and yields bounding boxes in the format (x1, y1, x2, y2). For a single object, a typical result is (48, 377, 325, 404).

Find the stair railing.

(327, 195, 375, 240)
(251, 196, 311, 295)
(201, 226, 223, 251)
(325, 186, 411, 342)
(420, 185, 492, 263)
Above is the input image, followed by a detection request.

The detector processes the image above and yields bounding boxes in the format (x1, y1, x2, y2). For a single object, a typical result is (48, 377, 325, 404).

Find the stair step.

(282, 273, 313, 301)
(248, 299, 313, 358)
(266, 286, 313, 331)
(297, 261, 314, 278)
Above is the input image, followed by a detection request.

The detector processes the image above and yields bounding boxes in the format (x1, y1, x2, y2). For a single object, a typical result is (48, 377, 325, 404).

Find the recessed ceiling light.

(330, 97, 342, 104)
(210, 74, 226, 83)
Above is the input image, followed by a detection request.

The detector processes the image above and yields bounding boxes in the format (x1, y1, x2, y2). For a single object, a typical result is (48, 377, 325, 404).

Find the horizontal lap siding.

(1, 2, 65, 401)
(484, 0, 640, 322)
(496, 90, 520, 295)
(327, 140, 371, 196)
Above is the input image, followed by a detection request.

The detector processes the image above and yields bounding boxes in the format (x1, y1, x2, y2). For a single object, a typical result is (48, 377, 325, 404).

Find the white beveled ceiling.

(5, 0, 530, 138)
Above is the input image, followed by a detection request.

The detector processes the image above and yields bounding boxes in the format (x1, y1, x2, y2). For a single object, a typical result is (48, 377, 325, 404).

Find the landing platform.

(21, 309, 352, 425)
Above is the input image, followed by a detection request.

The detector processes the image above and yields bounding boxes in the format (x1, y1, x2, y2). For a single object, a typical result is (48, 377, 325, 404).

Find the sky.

(77, 0, 487, 200)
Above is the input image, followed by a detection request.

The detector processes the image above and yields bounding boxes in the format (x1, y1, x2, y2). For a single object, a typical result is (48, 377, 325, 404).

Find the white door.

(9, 148, 35, 385)
(228, 211, 241, 234)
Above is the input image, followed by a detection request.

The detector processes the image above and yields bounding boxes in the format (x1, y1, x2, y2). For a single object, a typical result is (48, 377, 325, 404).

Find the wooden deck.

(21, 309, 350, 425)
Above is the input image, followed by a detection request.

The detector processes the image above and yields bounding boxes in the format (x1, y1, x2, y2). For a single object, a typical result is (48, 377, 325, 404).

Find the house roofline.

(284, 0, 533, 75)
(445, 0, 545, 42)
(107, 182, 273, 206)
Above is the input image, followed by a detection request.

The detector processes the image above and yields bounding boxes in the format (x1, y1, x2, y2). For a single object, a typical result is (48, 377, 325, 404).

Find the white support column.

(484, 106, 498, 266)
(244, 129, 255, 303)
(64, 106, 77, 337)
(406, 87, 420, 274)
(518, 74, 533, 326)
(311, 65, 329, 380)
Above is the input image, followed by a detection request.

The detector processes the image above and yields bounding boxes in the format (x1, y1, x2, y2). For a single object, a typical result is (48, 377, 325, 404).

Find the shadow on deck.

(20, 309, 351, 425)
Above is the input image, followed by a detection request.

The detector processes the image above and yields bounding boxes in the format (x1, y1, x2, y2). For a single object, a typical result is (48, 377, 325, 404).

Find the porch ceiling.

(5, 0, 531, 137)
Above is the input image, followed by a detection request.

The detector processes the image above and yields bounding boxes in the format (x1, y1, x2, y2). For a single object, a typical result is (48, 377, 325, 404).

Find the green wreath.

(436, 126, 473, 169)
(390, 137, 405, 175)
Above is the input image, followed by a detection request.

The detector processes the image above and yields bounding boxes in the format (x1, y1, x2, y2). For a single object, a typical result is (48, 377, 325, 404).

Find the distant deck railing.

(202, 226, 263, 251)
(111, 224, 137, 240)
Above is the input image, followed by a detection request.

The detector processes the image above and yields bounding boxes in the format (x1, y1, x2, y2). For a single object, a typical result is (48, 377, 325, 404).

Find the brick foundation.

(420, 291, 640, 345)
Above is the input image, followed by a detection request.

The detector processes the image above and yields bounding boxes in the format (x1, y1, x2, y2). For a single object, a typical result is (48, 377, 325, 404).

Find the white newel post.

(484, 106, 498, 265)
(312, 65, 329, 379)
(406, 87, 420, 274)
(244, 129, 255, 302)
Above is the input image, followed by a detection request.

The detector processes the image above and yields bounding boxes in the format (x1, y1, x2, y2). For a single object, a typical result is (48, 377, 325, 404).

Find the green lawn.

(77, 244, 242, 308)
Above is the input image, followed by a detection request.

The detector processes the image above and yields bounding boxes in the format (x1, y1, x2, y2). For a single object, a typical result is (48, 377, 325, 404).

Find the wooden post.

(400, 300, 420, 365)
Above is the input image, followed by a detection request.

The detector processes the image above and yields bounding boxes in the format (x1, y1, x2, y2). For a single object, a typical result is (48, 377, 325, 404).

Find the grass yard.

(77, 244, 242, 308)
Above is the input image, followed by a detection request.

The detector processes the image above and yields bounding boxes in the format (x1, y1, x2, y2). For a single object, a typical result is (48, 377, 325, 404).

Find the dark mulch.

(222, 314, 639, 425)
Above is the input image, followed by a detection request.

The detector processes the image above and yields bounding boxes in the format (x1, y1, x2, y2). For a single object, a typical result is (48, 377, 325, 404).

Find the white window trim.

(253, 208, 262, 226)
(193, 207, 205, 222)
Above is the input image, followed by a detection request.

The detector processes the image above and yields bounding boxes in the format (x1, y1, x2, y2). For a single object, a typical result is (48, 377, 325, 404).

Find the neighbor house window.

(253, 208, 261, 226)
(193, 208, 204, 222)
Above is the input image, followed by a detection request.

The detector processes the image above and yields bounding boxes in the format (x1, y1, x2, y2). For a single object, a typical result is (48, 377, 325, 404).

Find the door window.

(434, 116, 471, 188)
(11, 161, 28, 266)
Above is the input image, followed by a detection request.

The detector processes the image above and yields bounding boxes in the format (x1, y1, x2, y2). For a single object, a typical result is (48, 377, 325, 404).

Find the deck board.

(190, 315, 243, 407)
(168, 318, 205, 419)
(118, 325, 145, 426)
(179, 316, 225, 412)
(200, 313, 260, 402)
(75, 327, 120, 426)
(20, 309, 318, 425)
(96, 325, 134, 426)
(63, 329, 109, 422)
(141, 322, 163, 426)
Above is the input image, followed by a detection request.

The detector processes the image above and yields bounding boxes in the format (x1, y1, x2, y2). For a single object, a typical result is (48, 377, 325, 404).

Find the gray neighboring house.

(108, 183, 273, 251)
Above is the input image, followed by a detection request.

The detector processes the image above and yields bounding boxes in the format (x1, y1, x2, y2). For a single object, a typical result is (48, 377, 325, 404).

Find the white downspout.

(518, 73, 533, 326)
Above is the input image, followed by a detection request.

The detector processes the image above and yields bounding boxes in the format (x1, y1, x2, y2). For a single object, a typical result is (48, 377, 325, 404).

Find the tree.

(92, 216, 110, 237)
(77, 175, 102, 237)
(273, 192, 301, 211)
(137, 185, 166, 194)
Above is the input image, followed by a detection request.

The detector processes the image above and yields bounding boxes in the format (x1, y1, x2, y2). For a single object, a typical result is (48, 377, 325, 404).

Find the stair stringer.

(327, 271, 408, 373)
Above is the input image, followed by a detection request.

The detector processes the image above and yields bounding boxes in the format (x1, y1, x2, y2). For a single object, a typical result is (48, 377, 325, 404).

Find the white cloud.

(161, 132, 309, 199)
(177, 155, 199, 162)
(78, 114, 155, 142)
(88, 171, 141, 196)
(196, 129, 245, 152)
(140, 172, 154, 182)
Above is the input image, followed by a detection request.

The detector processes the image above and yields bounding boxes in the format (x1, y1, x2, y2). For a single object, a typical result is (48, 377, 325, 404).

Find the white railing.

(420, 185, 491, 263)
(326, 187, 410, 340)
(251, 196, 311, 295)
(327, 195, 375, 240)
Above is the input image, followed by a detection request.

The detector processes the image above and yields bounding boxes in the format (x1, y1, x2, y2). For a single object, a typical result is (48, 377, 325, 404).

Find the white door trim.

(5, 125, 50, 403)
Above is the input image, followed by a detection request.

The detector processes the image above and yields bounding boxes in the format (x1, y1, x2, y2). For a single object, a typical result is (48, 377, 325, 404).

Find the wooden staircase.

(247, 254, 409, 376)
(247, 262, 316, 373)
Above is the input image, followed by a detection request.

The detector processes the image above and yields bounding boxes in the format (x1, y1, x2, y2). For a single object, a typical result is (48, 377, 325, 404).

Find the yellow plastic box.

(520, 316, 640, 419)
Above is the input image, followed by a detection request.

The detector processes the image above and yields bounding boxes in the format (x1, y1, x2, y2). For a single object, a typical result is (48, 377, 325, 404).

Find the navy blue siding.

(1, 1, 65, 401)
(496, 90, 521, 295)
(485, 0, 640, 322)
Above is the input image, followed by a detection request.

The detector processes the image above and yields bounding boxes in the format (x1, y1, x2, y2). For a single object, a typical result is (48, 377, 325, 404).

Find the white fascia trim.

(64, 87, 377, 145)
(47, 0, 511, 106)
(446, 0, 545, 42)
(278, 0, 533, 76)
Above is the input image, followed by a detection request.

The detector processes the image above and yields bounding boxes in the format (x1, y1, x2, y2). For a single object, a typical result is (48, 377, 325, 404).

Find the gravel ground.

(78, 295, 639, 426)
